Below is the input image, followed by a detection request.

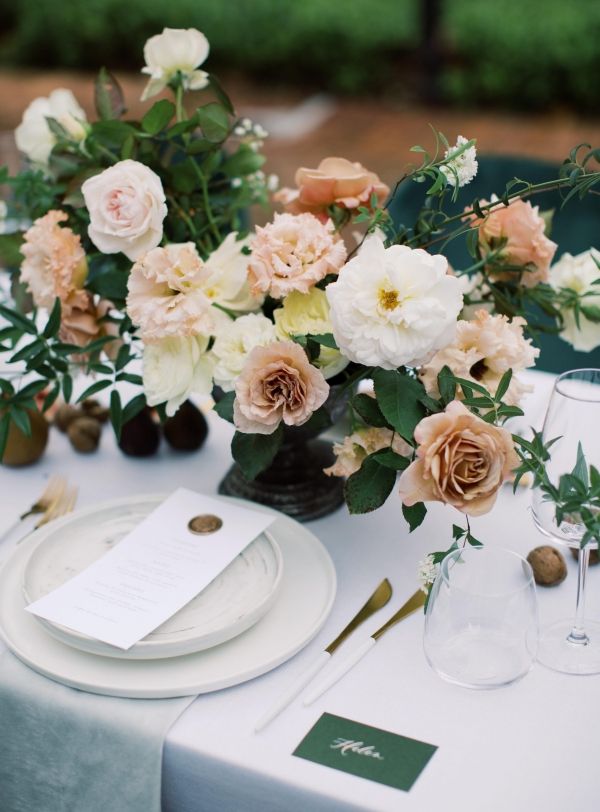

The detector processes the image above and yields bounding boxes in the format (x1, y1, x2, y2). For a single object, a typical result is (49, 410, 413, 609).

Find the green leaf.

(114, 344, 131, 372)
(231, 425, 283, 480)
(14, 379, 47, 401)
(196, 102, 230, 143)
(208, 74, 235, 115)
(370, 448, 410, 470)
(62, 374, 73, 403)
(213, 391, 235, 423)
(0, 233, 24, 267)
(10, 339, 45, 363)
(494, 369, 513, 402)
(43, 298, 62, 339)
(186, 138, 215, 155)
(344, 455, 396, 513)
(301, 406, 332, 435)
(141, 99, 175, 135)
(372, 369, 425, 442)
(115, 372, 143, 385)
(9, 407, 31, 437)
(437, 365, 456, 403)
(221, 145, 265, 177)
(0, 304, 37, 335)
(42, 382, 61, 413)
(77, 379, 112, 403)
(90, 120, 135, 146)
(110, 389, 123, 440)
(402, 502, 427, 532)
(572, 441, 589, 488)
(0, 413, 10, 461)
(351, 393, 389, 428)
(95, 67, 126, 121)
(308, 333, 338, 350)
(87, 269, 128, 301)
(122, 394, 146, 425)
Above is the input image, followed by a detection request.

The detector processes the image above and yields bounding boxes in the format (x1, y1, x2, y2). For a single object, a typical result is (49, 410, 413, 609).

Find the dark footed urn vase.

(218, 387, 347, 522)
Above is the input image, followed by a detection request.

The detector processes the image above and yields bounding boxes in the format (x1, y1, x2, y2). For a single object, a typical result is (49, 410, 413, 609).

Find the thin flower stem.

(190, 162, 222, 244)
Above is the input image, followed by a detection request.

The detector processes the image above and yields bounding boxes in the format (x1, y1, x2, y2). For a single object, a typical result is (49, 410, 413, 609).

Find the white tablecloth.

(1, 370, 599, 812)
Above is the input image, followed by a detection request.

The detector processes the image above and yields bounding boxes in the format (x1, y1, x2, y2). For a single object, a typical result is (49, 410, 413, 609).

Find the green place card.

(293, 712, 437, 792)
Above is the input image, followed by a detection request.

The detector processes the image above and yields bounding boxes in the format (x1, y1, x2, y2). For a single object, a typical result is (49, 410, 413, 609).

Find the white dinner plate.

(0, 498, 337, 698)
(22, 494, 283, 659)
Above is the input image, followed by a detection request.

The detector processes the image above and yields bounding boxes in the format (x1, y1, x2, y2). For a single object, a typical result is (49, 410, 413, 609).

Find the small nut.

(67, 416, 102, 453)
(54, 403, 83, 432)
(570, 547, 600, 566)
(81, 398, 110, 424)
(527, 545, 567, 586)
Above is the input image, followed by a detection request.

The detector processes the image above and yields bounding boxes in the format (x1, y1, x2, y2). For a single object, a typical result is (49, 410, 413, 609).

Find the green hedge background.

(1, 0, 599, 110)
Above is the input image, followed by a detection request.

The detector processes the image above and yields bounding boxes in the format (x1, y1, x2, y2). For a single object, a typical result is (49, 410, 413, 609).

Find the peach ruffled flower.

(20, 210, 88, 313)
(275, 157, 389, 216)
(468, 197, 557, 287)
(233, 340, 329, 435)
(248, 212, 347, 299)
(419, 309, 539, 406)
(126, 242, 217, 341)
(398, 401, 519, 517)
(59, 296, 121, 359)
(325, 427, 412, 478)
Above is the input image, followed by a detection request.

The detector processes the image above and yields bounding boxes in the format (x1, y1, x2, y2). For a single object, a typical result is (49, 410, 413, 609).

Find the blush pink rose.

(470, 198, 557, 287)
(20, 210, 88, 313)
(398, 400, 519, 516)
(233, 340, 329, 435)
(275, 157, 389, 215)
(248, 212, 347, 299)
(82, 159, 167, 261)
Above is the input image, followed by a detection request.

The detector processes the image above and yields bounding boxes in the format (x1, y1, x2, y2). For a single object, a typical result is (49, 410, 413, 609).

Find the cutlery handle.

(254, 650, 331, 732)
(303, 637, 376, 706)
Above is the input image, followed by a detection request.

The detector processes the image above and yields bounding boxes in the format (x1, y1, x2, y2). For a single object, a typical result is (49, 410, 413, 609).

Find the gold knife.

(302, 589, 425, 705)
(254, 578, 393, 731)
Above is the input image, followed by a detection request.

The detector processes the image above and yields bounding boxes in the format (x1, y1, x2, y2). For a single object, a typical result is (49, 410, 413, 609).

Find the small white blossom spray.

(440, 135, 478, 188)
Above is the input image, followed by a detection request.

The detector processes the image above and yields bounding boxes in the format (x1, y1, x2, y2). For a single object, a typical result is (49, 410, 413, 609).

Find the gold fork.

(16, 484, 79, 544)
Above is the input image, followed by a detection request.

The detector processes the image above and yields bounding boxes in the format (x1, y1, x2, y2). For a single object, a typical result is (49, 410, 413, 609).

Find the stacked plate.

(0, 495, 337, 698)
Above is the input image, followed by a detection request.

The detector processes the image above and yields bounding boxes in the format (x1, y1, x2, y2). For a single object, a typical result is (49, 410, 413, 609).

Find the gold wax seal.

(188, 514, 223, 535)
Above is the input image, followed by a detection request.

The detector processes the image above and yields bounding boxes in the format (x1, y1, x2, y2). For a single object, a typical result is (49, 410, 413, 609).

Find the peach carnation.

(126, 242, 217, 341)
(233, 340, 329, 435)
(420, 309, 539, 406)
(248, 213, 347, 299)
(275, 157, 389, 215)
(398, 401, 519, 516)
(325, 427, 412, 478)
(469, 197, 557, 287)
(20, 210, 88, 313)
(58, 296, 121, 359)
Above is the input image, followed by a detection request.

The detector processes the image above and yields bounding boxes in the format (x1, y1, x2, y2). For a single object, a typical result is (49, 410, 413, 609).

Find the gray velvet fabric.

(0, 651, 194, 812)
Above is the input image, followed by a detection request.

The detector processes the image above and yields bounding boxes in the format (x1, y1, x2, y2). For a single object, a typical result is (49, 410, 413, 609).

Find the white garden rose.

(141, 28, 210, 100)
(210, 313, 277, 392)
(199, 232, 263, 312)
(143, 335, 213, 416)
(326, 235, 463, 369)
(15, 89, 87, 165)
(82, 160, 167, 261)
(550, 248, 600, 351)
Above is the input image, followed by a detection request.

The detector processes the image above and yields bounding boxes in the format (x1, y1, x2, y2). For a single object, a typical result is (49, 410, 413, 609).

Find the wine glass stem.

(567, 545, 591, 646)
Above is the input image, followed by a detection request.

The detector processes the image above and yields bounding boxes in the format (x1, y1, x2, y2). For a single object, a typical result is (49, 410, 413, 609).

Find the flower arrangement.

(1, 27, 600, 579)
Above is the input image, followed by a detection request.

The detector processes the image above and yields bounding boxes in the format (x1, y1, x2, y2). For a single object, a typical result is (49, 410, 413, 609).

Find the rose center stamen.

(379, 288, 400, 311)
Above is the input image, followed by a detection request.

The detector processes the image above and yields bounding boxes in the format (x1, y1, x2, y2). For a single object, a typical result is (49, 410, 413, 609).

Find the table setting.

(1, 24, 600, 812)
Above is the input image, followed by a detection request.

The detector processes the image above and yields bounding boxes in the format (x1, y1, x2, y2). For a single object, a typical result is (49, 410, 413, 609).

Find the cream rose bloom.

(127, 242, 223, 341)
(248, 213, 347, 299)
(211, 313, 277, 392)
(20, 210, 88, 312)
(471, 197, 557, 287)
(199, 232, 263, 312)
(141, 28, 210, 100)
(325, 427, 412, 477)
(550, 248, 600, 351)
(233, 340, 329, 434)
(15, 89, 87, 165)
(420, 309, 539, 406)
(274, 288, 349, 379)
(143, 335, 213, 416)
(326, 234, 463, 369)
(275, 157, 389, 215)
(398, 401, 518, 516)
(82, 160, 167, 261)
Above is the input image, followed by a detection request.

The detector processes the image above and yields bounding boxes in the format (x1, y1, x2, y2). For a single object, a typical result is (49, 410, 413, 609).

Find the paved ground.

(2, 69, 599, 196)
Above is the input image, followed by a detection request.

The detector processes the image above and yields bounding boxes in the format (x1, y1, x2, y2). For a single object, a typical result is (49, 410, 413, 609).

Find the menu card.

(26, 489, 275, 650)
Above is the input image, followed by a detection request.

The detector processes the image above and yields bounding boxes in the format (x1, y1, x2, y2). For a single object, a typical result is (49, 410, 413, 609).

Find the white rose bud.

(143, 335, 213, 416)
(15, 88, 87, 166)
(81, 160, 168, 261)
(141, 27, 210, 100)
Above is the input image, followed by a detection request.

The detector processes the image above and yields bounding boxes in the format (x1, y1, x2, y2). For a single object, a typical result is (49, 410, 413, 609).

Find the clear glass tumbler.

(423, 546, 538, 689)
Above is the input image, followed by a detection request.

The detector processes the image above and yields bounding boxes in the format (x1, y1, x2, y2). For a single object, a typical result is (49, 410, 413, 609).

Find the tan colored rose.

(20, 210, 88, 313)
(325, 427, 412, 478)
(468, 197, 557, 288)
(275, 157, 389, 215)
(398, 401, 518, 516)
(58, 296, 121, 360)
(233, 340, 329, 435)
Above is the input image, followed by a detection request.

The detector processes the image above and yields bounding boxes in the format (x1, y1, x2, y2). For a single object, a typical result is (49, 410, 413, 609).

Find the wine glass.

(531, 368, 600, 674)
(424, 546, 538, 689)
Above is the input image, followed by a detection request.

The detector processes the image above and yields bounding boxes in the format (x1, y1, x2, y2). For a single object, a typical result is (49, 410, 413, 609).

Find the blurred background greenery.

(1, 0, 599, 111)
